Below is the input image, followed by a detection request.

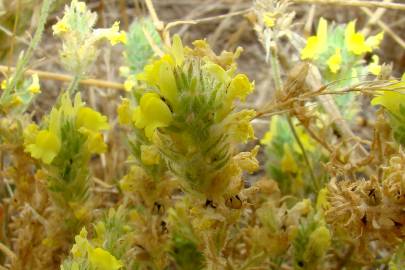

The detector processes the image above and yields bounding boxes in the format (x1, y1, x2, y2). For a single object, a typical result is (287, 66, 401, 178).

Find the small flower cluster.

(118, 35, 256, 198)
(301, 18, 384, 84)
(52, 0, 126, 75)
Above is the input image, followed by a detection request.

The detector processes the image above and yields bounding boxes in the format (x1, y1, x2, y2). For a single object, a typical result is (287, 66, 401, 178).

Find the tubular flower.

(327, 48, 342, 73)
(133, 93, 173, 140)
(25, 130, 61, 164)
(301, 17, 328, 60)
(88, 248, 123, 270)
(345, 21, 371, 55)
(28, 74, 41, 94)
(117, 98, 133, 125)
(368, 55, 382, 76)
(76, 107, 110, 133)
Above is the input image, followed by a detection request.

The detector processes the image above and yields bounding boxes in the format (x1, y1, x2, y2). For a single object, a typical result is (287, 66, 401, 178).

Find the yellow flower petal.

(87, 132, 107, 154)
(345, 21, 371, 55)
(76, 107, 110, 132)
(301, 18, 328, 60)
(263, 12, 276, 28)
(26, 130, 61, 164)
(28, 74, 41, 94)
(368, 55, 382, 76)
(88, 247, 123, 270)
(133, 93, 173, 140)
(366, 31, 384, 50)
(327, 48, 342, 74)
(117, 98, 133, 125)
(52, 20, 69, 35)
(228, 74, 254, 102)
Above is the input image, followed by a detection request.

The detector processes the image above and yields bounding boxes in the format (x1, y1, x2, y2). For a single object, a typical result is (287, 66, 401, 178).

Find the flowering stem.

(0, 0, 54, 102)
(67, 75, 82, 96)
(269, 48, 317, 187)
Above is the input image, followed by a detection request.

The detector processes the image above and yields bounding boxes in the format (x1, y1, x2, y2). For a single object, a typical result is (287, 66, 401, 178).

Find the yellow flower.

(117, 98, 133, 125)
(124, 76, 136, 92)
(366, 31, 384, 50)
(76, 107, 110, 133)
(368, 55, 382, 76)
(140, 144, 160, 165)
(228, 74, 254, 102)
(28, 74, 41, 94)
(10, 95, 23, 107)
(133, 93, 173, 140)
(281, 144, 298, 173)
(345, 21, 371, 55)
(26, 130, 61, 164)
(137, 55, 178, 106)
(301, 17, 328, 60)
(225, 109, 256, 143)
(327, 48, 342, 74)
(86, 132, 108, 154)
(1, 79, 8, 90)
(109, 30, 128, 45)
(88, 247, 123, 270)
(52, 20, 69, 35)
(263, 12, 276, 28)
(23, 124, 39, 146)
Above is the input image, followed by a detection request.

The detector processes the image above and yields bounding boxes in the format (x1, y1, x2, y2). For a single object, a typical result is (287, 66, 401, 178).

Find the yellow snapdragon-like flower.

(117, 98, 133, 125)
(86, 131, 108, 154)
(345, 21, 371, 55)
(104, 22, 127, 45)
(26, 130, 61, 164)
(263, 12, 276, 28)
(137, 55, 178, 106)
(88, 247, 123, 270)
(1, 79, 8, 90)
(327, 48, 342, 74)
(228, 74, 254, 102)
(301, 17, 328, 60)
(52, 20, 69, 35)
(366, 31, 384, 50)
(28, 74, 41, 94)
(133, 93, 173, 140)
(368, 55, 382, 76)
(76, 107, 110, 133)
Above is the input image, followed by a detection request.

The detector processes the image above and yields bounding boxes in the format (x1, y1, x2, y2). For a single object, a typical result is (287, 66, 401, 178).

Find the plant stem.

(268, 48, 317, 187)
(0, 0, 54, 103)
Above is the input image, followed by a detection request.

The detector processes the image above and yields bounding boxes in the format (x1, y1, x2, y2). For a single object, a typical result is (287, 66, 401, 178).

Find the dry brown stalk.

(293, 0, 405, 11)
(0, 65, 125, 91)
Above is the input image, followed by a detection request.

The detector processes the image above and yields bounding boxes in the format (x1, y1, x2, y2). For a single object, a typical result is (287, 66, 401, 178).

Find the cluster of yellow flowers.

(61, 228, 123, 270)
(52, 0, 126, 75)
(24, 93, 109, 164)
(301, 18, 384, 76)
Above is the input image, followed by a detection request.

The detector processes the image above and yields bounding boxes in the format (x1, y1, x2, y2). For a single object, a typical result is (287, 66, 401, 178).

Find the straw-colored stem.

(0, 65, 125, 91)
(293, 0, 405, 11)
